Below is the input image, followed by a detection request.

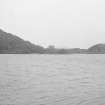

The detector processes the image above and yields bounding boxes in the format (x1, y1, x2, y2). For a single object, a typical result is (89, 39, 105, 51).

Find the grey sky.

(0, 0, 105, 48)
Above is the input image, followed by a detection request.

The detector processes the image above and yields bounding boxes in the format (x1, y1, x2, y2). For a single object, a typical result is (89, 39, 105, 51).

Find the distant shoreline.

(0, 29, 105, 54)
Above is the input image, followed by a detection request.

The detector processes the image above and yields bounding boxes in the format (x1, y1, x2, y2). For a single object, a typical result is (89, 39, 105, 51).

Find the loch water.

(0, 54, 105, 105)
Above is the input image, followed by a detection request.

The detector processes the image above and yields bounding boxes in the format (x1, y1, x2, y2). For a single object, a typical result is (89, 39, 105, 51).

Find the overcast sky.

(0, 0, 105, 48)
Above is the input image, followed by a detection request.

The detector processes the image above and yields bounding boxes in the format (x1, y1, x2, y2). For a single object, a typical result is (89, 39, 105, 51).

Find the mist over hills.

(0, 29, 105, 54)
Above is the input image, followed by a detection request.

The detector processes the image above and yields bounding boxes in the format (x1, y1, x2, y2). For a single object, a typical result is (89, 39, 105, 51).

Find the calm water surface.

(0, 54, 105, 105)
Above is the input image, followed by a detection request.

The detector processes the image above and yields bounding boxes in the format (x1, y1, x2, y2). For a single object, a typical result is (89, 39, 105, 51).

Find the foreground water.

(0, 54, 105, 105)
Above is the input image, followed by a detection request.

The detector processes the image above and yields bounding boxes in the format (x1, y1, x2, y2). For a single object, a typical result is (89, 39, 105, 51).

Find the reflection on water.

(0, 54, 105, 105)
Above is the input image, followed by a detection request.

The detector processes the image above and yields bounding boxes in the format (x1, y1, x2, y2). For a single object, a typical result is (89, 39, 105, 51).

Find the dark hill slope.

(88, 44, 105, 54)
(0, 29, 45, 53)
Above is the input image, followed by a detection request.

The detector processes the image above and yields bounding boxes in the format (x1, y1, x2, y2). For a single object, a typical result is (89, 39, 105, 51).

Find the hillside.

(88, 44, 105, 54)
(0, 29, 45, 54)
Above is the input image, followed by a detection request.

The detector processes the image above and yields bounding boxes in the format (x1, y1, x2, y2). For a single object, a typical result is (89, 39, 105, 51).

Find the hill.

(88, 44, 105, 54)
(0, 29, 45, 54)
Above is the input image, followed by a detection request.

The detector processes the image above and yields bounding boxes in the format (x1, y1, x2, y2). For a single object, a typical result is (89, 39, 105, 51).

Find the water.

(0, 54, 105, 105)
